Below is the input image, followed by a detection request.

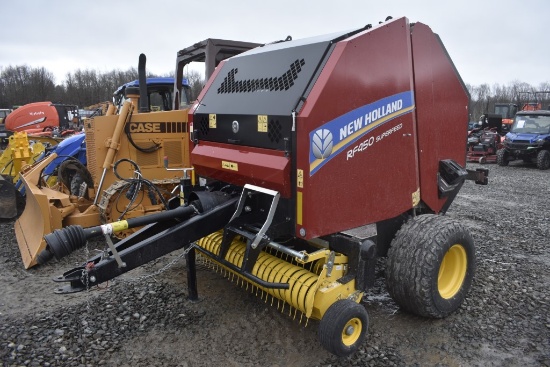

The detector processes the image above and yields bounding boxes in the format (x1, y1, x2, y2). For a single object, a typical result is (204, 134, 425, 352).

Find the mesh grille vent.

(198, 116, 209, 136)
(268, 119, 282, 143)
(136, 148, 159, 167)
(217, 59, 305, 94)
(164, 141, 183, 165)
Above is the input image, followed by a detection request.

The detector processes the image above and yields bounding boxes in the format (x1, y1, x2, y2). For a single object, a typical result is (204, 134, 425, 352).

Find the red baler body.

(191, 17, 468, 240)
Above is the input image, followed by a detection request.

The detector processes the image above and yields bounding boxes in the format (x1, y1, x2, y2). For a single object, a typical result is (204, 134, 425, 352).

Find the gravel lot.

(1, 161, 549, 367)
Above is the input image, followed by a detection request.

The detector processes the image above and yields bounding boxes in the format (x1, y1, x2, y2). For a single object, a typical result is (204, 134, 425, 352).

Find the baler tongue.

(52, 192, 238, 294)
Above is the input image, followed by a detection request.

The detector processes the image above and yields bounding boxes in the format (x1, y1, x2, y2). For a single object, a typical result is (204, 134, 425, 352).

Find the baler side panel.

(298, 18, 419, 239)
(411, 23, 469, 213)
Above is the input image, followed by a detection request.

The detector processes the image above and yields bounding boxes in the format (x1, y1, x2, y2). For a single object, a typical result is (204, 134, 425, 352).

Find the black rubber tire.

(15, 189, 26, 218)
(496, 149, 509, 166)
(318, 299, 369, 357)
(386, 214, 475, 318)
(0, 176, 25, 220)
(57, 160, 94, 198)
(536, 150, 550, 170)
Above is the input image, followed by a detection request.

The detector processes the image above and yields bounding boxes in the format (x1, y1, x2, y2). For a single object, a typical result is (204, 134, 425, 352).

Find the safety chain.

(116, 242, 197, 285)
(84, 240, 91, 313)
(80, 240, 92, 339)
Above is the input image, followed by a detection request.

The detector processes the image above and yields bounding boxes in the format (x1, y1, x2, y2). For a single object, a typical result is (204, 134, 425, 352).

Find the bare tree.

(63, 67, 143, 107)
(0, 65, 56, 107)
(184, 70, 205, 101)
(2, 63, 549, 119)
(467, 81, 550, 121)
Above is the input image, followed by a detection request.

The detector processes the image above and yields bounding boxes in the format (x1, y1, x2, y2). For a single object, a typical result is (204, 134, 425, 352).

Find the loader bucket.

(14, 154, 64, 268)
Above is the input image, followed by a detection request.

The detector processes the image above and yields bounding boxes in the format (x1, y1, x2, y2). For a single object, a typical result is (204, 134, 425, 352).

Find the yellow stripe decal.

(308, 91, 415, 176)
(309, 106, 414, 173)
(296, 191, 303, 225)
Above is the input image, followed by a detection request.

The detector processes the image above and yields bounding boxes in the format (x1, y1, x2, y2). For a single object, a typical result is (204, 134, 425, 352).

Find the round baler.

(50, 17, 488, 356)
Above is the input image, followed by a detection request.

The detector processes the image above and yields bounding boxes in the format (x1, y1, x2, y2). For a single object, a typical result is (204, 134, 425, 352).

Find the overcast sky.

(1, 0, 548, 87)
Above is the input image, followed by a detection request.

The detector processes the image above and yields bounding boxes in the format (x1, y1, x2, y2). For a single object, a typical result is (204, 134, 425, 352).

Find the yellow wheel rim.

(438, 244, 467, 299)
(342, 318, 362, 346)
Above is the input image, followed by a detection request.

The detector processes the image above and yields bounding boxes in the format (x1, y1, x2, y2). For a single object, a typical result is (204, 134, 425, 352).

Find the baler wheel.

(318, 299, 368, 357)
(386, 214, 475, 318)
(536, 150, 550, 170)
(496, 149, 509, 166)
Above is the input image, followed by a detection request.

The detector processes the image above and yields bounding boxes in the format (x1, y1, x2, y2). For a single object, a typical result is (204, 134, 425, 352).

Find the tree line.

(1, 64, 549, 119)
(0, 65, 204, 109)
(466, 81, 550, 121)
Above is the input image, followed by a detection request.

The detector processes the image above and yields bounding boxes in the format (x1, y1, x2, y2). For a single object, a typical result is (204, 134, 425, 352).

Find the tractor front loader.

(51, 18, 488, 356)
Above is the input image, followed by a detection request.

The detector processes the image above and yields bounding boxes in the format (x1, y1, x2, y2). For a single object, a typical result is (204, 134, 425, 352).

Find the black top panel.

(194, 28, 365, 117)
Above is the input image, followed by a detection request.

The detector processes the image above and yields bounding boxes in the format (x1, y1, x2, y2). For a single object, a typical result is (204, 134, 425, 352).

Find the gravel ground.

(1, 161, 549, 367)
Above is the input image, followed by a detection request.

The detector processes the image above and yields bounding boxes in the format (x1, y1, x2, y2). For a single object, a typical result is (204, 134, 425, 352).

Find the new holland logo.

(309, 91, 415, 176)
(311, 129, 333, 159)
